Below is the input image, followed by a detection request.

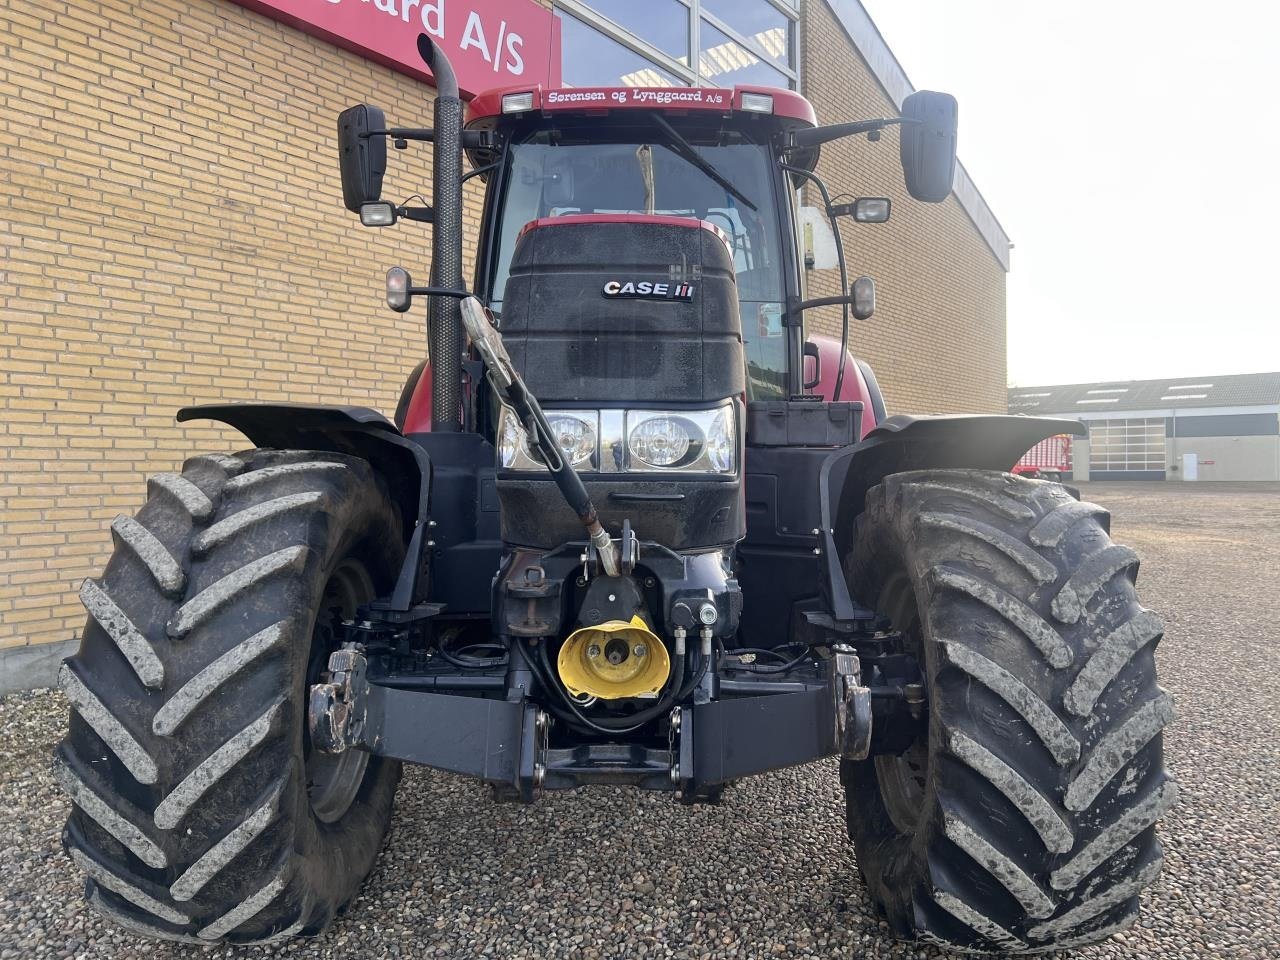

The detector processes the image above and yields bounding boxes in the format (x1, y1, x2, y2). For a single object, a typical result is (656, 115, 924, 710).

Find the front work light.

(852, 197, 891, 223)
(386, 266, 412, 313)
(739, 92, 775, 114)
(502, 91, 535, 114)
(360, 201, 398, 227)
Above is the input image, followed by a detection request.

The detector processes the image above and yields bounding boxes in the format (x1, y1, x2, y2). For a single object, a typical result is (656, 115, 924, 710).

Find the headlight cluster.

(498, 405, 737, 475)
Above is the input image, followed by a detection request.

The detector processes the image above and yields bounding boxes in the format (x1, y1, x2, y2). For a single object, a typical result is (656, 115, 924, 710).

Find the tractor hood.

(497, 214, 744, 404)
(492, 214, 746, 553)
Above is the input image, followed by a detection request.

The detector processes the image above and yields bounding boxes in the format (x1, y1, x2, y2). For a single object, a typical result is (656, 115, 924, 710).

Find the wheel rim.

(304, 558, 374, 824)
(875, 572, 929, 836)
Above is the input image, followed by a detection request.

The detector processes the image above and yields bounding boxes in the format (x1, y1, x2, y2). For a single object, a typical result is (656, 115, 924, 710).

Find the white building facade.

(1010, 373, 1280, 482)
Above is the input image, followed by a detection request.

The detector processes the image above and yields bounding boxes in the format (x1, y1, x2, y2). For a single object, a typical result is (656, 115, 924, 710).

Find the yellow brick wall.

(0, 0, 477, 650)
(800, 0, 1007, 415)
(0, 0, 1003, 652)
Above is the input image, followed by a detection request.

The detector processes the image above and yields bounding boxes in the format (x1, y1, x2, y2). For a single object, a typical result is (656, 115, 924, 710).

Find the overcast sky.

(858, 0, 1280, 387)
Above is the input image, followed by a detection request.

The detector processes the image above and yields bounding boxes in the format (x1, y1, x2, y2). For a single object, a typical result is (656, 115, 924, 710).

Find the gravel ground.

(2, 482, 1278, 959)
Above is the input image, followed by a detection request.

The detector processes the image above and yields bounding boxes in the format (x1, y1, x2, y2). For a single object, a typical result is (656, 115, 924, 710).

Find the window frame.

(699, 3, 796, 78)
(555, 0, 799, 90)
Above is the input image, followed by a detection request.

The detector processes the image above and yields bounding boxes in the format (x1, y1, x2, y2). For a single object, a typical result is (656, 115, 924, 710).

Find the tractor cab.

(466, 85, 818, 402)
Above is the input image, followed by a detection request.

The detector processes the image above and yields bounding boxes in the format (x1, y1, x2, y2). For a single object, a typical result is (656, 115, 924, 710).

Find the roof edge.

(1009, 371, 1280, 393)
(820, 0, 1012, 271)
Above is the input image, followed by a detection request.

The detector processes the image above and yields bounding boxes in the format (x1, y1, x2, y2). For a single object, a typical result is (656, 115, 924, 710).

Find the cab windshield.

(486, 126, 789, 398)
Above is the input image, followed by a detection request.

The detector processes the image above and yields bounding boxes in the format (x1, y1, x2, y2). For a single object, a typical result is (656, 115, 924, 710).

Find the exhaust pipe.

(417, 35, 465, 432)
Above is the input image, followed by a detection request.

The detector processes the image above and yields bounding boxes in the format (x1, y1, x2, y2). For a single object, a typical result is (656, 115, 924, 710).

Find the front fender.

(817, 414, 1085, 621)
(177, 403, 432, 609)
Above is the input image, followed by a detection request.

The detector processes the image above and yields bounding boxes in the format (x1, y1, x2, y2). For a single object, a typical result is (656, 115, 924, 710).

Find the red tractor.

(56, 37, 1174, 952)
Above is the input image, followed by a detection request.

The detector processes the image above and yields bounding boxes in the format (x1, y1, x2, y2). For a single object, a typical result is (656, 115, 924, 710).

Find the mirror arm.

(396, 286, 473, 312)
(362, 129, 497, 149)
(781, 163, 852, 401)
(787, 116, 919, 151)
(408, 286, 471, 299)
(788, 294, 857, 318)
(365, 127, 434, 144)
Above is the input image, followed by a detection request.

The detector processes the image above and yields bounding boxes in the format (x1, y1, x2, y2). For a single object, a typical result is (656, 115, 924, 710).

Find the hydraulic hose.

(459, 296, 621, 576)
(532, 639, 699, 735)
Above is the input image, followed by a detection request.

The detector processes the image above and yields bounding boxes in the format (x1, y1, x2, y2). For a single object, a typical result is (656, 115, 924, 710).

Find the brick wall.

(0, 0, 472, 650)
(800, 0, 1007, 415)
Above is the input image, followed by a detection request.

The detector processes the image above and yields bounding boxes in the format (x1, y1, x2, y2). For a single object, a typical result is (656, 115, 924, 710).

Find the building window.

(555, 0, 798, 90)
(557, 13, 682, 87)
(701, 0, 792, 70)
(1088, 418, 1166, 473)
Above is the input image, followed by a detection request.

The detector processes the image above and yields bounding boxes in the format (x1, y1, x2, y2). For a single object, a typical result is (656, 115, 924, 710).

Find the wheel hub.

(304, 559, 373, 824)
(874, 572, 930, 836)
(875, 740, 929, 834)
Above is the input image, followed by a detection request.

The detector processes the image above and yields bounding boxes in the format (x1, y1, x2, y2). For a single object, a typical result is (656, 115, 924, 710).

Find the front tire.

(842, 470, 1175, 953)
(56, 450, 405, 944)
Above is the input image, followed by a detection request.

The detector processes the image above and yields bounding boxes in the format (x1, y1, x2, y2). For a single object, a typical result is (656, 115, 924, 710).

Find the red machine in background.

(1012, 432, 1073, 481)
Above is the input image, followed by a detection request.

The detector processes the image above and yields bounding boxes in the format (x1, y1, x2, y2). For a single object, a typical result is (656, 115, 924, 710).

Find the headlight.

(498, 409, 598, 469)
(545, 414, 596, 466)
(499, 412, 523, 468)
(626, 407, 736, 474)
(496, 404, 736, 475)
(629, 416, 693, 467)
(706, 408, 734, 473)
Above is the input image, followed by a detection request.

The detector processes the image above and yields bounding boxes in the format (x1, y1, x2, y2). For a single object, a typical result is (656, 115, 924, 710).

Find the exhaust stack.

(417, 35, 465, 432)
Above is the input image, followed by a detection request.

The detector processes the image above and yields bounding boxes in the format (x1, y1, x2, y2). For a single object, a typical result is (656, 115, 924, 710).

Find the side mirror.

(338, 104, 388, 213)
(899, 91, 957, 203)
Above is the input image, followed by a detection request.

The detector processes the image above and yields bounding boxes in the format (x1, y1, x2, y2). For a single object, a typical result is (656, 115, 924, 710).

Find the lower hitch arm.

(459, 297, 621, 577)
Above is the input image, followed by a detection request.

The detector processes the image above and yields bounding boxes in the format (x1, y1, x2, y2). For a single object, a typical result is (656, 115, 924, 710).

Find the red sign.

(543, 88, 735, 110)
(468, 84, 817, 123)
(231, 0, 561, 98)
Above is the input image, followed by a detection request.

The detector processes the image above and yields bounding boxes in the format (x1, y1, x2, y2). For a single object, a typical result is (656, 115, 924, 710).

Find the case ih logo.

(602, 280, 695, 301)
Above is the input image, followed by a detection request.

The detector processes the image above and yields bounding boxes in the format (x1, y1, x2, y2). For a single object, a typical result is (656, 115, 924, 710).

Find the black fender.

(817, 414, 1085, 621)
(177, 403, 432, 610)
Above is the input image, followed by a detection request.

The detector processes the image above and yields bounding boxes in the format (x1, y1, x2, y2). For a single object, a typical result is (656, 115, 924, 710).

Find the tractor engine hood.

(493, 214, 746, 552)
